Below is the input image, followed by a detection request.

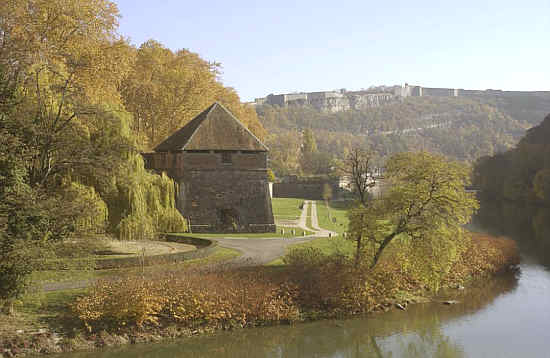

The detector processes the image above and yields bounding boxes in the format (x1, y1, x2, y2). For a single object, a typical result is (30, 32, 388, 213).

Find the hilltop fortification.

(253, 84, 550, 113)
(254, 89, 394, 112)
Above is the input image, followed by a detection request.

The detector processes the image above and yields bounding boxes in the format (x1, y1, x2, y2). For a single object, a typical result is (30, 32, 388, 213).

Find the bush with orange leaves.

(73, 269, 300, 333)
(282, 247, 399, 316)
(443, 233, 520, 285)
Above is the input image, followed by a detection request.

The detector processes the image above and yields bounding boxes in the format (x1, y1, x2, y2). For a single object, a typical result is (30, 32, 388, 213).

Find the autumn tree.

(300, 128, 318, 174)
(120, 40, 265, 149)
(0, 0, 187, 307)
(265, 130, 302, 176)
(348, 152, 478, 269)
(341, 148, 377, 206)
(0, 0, 134, 188)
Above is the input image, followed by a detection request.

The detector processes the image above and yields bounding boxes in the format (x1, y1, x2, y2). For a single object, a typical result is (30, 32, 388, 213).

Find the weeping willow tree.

(105, 153, 187, 241)
(63, 182, 109, 234)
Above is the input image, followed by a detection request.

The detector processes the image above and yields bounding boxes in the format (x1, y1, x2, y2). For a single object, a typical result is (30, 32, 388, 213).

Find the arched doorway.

(217, 208, 241, 232)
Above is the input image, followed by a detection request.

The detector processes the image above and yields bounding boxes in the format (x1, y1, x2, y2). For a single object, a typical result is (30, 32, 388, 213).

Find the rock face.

(261, 90, 395, 112)
(142, 102, 275, 233)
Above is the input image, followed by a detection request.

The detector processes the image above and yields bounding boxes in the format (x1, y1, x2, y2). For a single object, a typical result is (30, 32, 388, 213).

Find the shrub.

(444, 233, 519, 285)
(0, 236, 33, 313)
(73, 269, 300, 332)
(283, 246, 397, 315)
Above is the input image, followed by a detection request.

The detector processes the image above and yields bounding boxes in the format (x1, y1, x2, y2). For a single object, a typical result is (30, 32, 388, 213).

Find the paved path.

(310, 201, 321, 231)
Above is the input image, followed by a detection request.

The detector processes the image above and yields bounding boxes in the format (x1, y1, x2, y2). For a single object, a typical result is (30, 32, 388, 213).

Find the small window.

(221, 152, 232, 164)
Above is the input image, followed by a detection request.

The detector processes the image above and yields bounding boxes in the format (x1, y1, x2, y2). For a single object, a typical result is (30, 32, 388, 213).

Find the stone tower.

(142, 102, 275, 233)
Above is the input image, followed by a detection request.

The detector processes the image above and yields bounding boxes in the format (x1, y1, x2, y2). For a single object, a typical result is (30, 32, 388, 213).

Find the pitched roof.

(154, 102, 268, 152)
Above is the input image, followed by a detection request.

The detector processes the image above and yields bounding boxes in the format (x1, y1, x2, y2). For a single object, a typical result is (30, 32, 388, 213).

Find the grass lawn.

(293, 236, 355, 256)
(267, 236, 355, 266)
(97, 240, 196, 258)
(315, 200, 353, 235)
(20, 288, 85, 316)
(271, 197, 305, 220)
(306, 201, 312, 229)
(268, 201, 355, 266)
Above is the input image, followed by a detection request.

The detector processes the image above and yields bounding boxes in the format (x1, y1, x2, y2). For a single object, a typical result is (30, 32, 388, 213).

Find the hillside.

(474, 113, 550, 205)
(256, 95, 541, 175)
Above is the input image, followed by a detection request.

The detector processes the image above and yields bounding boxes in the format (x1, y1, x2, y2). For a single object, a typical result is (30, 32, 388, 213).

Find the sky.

(114, 0, 550, 102)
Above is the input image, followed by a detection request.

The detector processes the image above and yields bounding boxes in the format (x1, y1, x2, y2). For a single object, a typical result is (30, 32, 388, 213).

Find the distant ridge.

(250, 84, 550, 113)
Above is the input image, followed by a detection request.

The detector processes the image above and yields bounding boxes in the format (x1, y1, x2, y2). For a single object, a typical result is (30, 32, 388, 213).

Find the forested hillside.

(257, 96, 544, 176)
(474, 114, 550, 206)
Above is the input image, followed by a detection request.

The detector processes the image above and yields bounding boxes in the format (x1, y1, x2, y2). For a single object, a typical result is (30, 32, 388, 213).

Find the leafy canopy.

(348, 152, 478, 269)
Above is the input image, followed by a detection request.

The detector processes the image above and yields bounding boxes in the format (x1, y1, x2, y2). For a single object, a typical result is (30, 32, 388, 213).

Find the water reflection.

(472, 197, 550, 269)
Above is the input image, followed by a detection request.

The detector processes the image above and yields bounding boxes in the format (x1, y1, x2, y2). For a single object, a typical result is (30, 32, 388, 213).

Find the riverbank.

(0, 231, 519, 357)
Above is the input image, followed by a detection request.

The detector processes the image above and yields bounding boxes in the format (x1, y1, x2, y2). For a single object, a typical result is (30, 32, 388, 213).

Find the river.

(57, 200, 550, 357)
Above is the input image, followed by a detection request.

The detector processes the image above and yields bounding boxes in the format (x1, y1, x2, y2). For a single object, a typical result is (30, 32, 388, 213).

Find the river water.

(58, 200, 550, 357)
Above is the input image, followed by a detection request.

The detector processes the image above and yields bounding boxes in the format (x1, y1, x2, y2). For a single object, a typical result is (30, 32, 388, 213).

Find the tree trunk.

(2, 300, 15, 315)
(354, 234, 362, 268)
(370, 232, 398, 269)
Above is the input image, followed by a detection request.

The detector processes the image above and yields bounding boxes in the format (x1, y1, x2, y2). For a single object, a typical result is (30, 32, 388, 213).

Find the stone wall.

(182, 168, 274, 232)
(348, 92, 394, 110)
(142, 151, 268, 177)
(422, 87, 458, 97)
(143, 151, 275, 233)
(273, 179, 339, 200)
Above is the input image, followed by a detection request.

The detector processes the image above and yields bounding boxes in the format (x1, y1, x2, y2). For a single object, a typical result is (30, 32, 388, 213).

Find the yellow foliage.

(110, 154, 187, 240)
(120, 40, 265, 150)
(73, 270, 300, 332)
(66, 182, 108, 234)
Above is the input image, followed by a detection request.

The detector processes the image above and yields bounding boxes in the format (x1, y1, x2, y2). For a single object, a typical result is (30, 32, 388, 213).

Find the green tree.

(349, 152, 478, 269)
(300, 128, 318, 174)
(533, 169, 550, 202)
(265, 130, 302, 176)
(473, 113, 550, 205)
